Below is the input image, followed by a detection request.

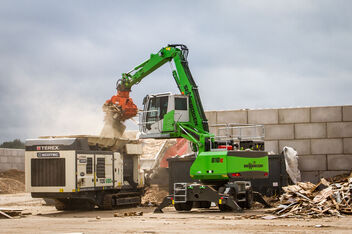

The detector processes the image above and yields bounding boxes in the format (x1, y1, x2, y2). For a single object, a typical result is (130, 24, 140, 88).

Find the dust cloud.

(99, 109, 126, 138)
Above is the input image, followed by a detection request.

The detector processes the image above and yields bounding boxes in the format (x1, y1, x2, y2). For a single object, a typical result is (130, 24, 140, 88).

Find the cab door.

(143, 95, 170, 134)
(95, 154, 113, 187)
(76, 153, 95, 189)
(174, 96, 189, 122)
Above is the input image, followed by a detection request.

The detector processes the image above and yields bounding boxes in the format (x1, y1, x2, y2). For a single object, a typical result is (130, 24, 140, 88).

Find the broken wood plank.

(0, 210, 13, 219)
(330, 195, 340, 210)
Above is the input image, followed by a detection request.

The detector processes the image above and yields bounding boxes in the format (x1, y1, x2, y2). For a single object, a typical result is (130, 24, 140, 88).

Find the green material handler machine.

(105, 44, 270, 212)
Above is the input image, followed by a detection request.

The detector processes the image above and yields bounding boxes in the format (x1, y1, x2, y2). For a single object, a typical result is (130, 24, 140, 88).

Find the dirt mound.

(142, 185, 168, 205)
(0, 169, 25, 183)
(0, 169, 25, 194)
(0, 178, 25, 194)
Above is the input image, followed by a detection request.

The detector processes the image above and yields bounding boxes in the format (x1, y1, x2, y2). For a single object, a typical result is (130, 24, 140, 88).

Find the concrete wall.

(206, 105, 352, 183)
(0, 148, 25, 172)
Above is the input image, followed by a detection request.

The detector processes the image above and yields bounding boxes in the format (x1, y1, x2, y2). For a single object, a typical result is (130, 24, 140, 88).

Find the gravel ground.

(1, 193, 352, 233)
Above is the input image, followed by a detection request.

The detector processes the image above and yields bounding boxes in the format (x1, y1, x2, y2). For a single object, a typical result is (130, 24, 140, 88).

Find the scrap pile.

(142, 185, 168, 206)
(274, 173, 352, 218)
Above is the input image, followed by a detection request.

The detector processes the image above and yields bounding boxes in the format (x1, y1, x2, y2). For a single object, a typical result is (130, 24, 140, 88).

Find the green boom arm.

(117, 44, 213, 152)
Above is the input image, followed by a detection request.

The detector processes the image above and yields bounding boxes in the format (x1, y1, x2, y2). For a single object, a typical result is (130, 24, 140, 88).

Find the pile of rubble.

(273, 173, 352, 218)
(0, 169, 25, 194)
(142, 185, 168, 206)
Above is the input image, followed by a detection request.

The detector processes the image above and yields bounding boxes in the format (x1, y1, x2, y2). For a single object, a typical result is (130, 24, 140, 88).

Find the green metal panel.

(190, 151, 228, 180)
(190, 151, 269, 181)
(162, 110, 175, 132)
(227, 155, 269, 174)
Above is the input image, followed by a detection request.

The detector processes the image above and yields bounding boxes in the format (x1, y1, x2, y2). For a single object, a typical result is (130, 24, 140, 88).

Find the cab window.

(175, 97, 187, 110)
(145, 96, 169, 129)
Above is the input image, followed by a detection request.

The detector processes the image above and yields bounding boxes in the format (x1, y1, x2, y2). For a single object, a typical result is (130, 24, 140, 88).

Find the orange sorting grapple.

(105, 90, 138, 121)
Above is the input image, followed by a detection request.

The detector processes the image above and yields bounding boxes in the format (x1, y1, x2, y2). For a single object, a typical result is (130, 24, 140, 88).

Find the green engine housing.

(190, 150, 269, 184)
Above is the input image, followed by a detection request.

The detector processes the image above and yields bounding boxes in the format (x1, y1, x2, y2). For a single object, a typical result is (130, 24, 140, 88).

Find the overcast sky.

(0, 0, 351, 142)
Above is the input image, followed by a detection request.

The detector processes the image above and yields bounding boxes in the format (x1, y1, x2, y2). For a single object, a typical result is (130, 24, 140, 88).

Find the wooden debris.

(113, 212, 143, 217)
(273, 174, 352, 218)
(0, 208, 23, 219)
(114, 213, 123, 217)
(0, 210, 13, 219)
(262, 215, 277, 220)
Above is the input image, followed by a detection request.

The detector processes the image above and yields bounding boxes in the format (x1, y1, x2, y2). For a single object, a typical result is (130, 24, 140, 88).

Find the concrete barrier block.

(216, 110, 247, 124)
(18, 164, 25, 171)
(13, 157, 23, 163)
(298, 155, 326, 171)
(19, 156, 25, 163)
(295, 123, 326, 139)
(7, 156, 17, 163)
(0, 148, 5, 155)
(0, 156, 8, 163)
(344, 138, 352, 154)
(327, 122, 352, 138)
(224, 125, 264, 140)
(208, 127, 218, 135)
(311, 106, 342, 122)
(0, 163, 13, 172)
(264, 141, 279, 154)
(279, 140, 311, 155)
(278, 108, 310, 124)
(320, 170, 351, 179)
(311, 139, 343, 154)
(327, 155, 352, 170)
(205, 111, 217, 125)
(2, 149, 10, 156)
(343, 106, 352, 121)
(10, 163, 24, 171)
(301, 171, 320, 183)
(248, 109, 278, 124)
(264, 124, 294, 140)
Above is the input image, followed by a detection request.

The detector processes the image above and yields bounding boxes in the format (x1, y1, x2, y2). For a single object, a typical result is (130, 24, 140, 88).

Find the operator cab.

(140, 93, 189, 138)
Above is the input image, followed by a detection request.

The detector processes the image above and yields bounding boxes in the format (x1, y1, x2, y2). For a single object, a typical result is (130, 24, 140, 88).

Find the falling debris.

(273, 173, 352, 218)
(100, 104, 126, 138)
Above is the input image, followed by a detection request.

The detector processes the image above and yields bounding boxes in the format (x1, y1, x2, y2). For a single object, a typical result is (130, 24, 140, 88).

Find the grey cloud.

(0, 0, 351, 142)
